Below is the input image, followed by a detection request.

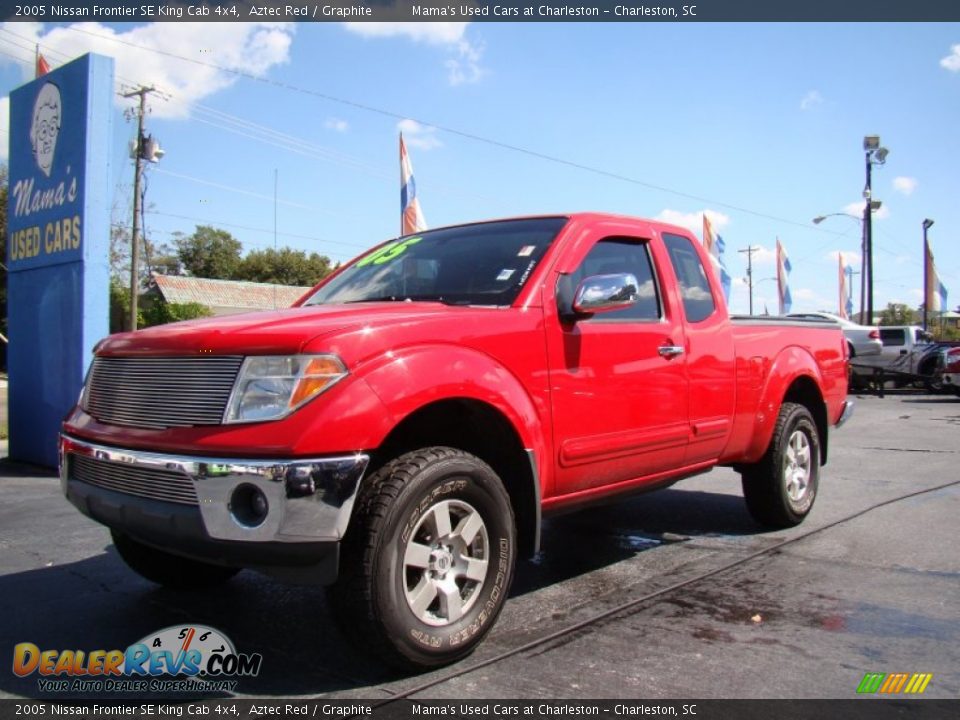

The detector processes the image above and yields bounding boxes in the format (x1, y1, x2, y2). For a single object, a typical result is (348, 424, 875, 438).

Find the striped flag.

(400, 133, 427, 236)
(838, 255, 849, 320)
(925, 242, 948, 312)
(776, 238, 792, 315)
(702, 214, 732, 301)
(36, 46, 50, 78)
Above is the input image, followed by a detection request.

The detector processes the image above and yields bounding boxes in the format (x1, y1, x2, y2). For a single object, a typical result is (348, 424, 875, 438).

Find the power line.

(60, 23, 827, 232)
(142, 211, 368, 253)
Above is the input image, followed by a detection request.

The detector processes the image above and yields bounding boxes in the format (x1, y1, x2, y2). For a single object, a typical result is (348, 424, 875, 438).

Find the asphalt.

(0, 390, 957, 700)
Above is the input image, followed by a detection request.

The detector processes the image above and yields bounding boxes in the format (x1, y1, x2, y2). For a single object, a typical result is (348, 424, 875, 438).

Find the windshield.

(304, 217, 568, 307)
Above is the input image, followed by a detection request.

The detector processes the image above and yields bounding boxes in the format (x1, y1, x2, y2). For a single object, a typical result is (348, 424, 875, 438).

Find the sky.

(1, 19, 958, 318)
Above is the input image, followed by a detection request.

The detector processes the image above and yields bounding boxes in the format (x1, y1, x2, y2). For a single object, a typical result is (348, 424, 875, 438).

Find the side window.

(571, 238, 661, 321)
(880, 329, 905, 347)
(662, 233, 717, 323)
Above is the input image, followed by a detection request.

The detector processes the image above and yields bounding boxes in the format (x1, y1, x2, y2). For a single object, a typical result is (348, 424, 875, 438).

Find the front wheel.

(741, 402, 821, 528)
(330, 447, 516, 670)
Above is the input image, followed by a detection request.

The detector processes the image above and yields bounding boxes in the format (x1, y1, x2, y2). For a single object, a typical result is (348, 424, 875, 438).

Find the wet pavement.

(1, 390, 957, 699)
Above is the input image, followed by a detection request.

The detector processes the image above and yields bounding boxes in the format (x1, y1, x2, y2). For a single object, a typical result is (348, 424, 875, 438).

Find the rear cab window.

(880, 329, 906, 347)
(662, 233, 717, 323)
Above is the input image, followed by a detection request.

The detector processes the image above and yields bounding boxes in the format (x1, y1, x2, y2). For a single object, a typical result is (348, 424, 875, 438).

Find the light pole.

(863, 135, 889, 325)
(922, 218, 934, 331)
(738, 245, 761, 315)
(813, 205, 880, 323)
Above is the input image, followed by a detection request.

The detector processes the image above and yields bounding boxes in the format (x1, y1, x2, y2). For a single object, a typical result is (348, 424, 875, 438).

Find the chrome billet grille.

(85, 356, 244, 429)
(70, 454, 199, 506)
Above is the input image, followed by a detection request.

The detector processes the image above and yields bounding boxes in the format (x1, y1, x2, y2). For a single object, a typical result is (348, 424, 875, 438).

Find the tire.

(924, 376, 945, 393)
(111, 531, 240, 589)
(329, 447, 516, 670)
(741, 403, 821, 529)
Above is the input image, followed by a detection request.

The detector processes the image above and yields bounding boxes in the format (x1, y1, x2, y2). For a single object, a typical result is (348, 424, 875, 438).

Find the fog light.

(230, 484, 269, 528)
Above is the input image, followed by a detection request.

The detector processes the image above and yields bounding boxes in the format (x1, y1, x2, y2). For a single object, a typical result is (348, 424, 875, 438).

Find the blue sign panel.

(7, 54, 113, 467)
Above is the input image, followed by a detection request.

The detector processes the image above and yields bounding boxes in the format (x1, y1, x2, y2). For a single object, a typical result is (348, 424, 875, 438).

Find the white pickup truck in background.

(850, 325, 948, 390)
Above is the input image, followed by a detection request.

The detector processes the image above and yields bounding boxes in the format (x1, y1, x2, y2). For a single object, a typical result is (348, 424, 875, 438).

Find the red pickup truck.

(60, 213, 852, 669)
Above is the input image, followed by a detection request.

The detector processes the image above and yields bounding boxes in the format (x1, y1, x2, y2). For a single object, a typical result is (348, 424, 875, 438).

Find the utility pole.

(738, 245, 760, 316)
(123, 86, 156, 331)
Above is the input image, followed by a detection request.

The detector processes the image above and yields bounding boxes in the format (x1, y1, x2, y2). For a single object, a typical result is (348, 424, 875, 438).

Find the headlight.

(223, 354, 348, 424)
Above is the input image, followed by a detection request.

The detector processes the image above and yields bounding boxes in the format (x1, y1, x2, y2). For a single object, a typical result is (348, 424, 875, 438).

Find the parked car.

(848, 325, 959, 391)
(938, 346, 960, 397)
(60, 213, 851, 669)
(786, 312, 882, 359)
(876, 325, 934, 362)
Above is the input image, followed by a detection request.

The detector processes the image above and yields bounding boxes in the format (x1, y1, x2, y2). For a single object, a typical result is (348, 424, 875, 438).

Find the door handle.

(658, 345, 685, 358)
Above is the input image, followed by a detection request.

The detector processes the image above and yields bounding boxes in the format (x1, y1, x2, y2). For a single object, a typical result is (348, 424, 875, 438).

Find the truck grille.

(84, 356, 244, 429)
(70, 454, 199, 506)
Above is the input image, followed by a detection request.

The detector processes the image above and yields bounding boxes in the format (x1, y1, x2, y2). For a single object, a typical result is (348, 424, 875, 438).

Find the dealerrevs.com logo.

(13, 625, 262, 693)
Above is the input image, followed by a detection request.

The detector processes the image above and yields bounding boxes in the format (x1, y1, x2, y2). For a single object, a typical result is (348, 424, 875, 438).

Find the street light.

(812, 203, 882, 323)
(922, 218, 935, 331)
(863, 134, 890, 325)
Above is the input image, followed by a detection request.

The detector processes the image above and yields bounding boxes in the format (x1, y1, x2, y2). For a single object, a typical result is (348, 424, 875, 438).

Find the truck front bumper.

(59, 434, 369, 583)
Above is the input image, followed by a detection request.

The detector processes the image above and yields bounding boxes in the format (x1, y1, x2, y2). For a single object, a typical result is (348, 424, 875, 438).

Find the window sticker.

(496, 268, 516, 282)
(518, 245, 536, 257)
(355, 236, 422, 268)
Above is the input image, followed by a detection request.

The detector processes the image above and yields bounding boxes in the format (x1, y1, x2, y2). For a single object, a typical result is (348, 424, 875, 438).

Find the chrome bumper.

(836, 399, 855, 429)
(59, 434, 369, 544)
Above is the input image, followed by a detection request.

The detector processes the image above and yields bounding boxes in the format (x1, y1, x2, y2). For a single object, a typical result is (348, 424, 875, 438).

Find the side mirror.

(572, 273, 640, 316)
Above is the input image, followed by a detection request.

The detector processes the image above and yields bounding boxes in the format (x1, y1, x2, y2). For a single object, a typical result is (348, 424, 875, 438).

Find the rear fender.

(742, 347, 826, 465)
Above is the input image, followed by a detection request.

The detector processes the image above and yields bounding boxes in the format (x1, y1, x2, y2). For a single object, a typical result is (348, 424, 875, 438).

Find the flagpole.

(922, 219, 934, 331)
(399, 133, 404, 237)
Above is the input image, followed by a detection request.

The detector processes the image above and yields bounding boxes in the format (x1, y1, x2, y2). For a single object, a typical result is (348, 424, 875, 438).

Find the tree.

(175, 225, 242, 279)
(879, 303, 917, 326)
(237, 247, 333, 286)
(141, 297, 212, 327)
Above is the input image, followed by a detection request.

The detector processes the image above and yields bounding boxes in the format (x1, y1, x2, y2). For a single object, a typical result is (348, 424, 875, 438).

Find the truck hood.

(97, 303, 488, 357)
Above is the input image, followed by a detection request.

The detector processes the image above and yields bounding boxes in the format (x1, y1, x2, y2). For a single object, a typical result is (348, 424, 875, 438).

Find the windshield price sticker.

(355, 237, 422, 268)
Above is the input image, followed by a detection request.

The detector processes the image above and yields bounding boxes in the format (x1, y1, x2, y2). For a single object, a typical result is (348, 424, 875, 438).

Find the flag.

(776, 238, 792, 315)
(35, 46, 50, 78)
(925, 241, 948, 312)
(400, 133, 426, 236)
(845, 266, 855, 320)
(838, 255, 851, 320)
(702, 214, 732, 302)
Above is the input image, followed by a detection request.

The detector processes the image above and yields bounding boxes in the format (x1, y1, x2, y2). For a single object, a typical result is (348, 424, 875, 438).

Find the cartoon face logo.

(30, 82, 61, 177)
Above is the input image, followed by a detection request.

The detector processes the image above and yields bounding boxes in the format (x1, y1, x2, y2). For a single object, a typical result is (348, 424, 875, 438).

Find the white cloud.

(843, 200, 890, 220)
(398, 118, 442, 151)
(0, 96, 8, 161)
(940, 44, 960, 72)
(825, 250, 862, 266)
(325, 118, 349, 132)
(800, 90, 823, 111)
(0, 22, 295, 119)
(655, 208, 730, 236)
(893, 176, 918, 195)
(750, 245, 777, 267)
(343, 22, 469, 45)
(343, 21, 485, 86)
(446, 38, 485, 86)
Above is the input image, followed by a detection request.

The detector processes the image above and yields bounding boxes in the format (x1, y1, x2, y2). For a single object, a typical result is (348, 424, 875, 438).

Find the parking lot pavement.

(1, 391, 957, 700)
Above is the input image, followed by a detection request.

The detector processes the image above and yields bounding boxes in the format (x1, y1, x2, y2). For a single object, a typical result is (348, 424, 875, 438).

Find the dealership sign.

(6, 53, 113, 467)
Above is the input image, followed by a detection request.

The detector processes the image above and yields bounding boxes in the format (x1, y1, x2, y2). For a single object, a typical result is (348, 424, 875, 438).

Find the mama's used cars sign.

(7, 53, 113, 467)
